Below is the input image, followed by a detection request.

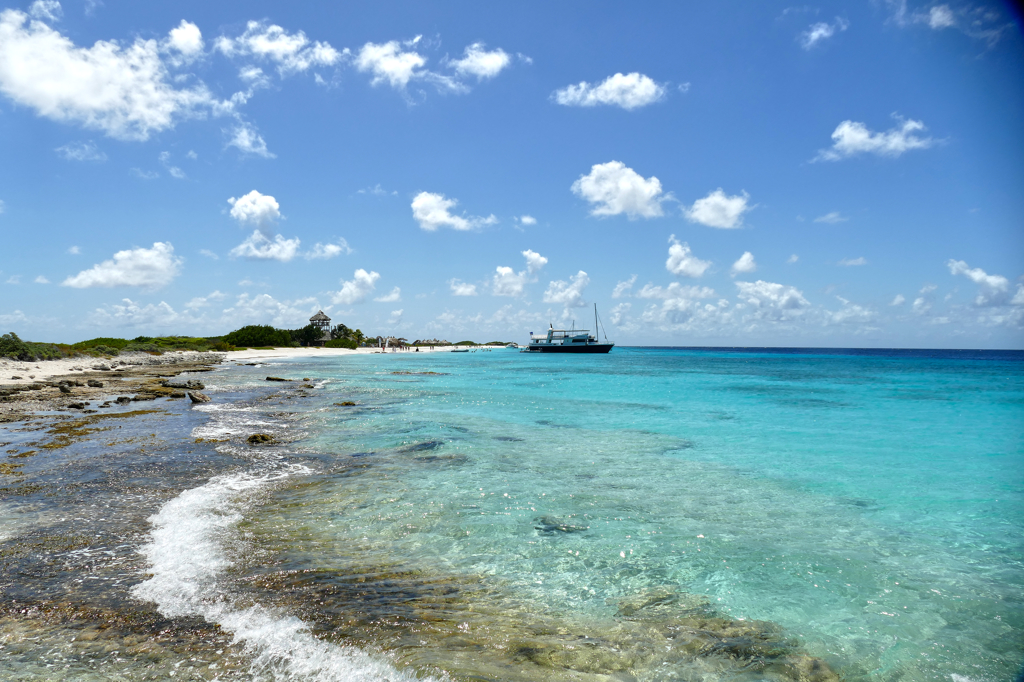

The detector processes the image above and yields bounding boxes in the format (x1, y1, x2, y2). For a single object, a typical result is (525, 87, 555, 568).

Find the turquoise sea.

(2, 347, 1022, 681)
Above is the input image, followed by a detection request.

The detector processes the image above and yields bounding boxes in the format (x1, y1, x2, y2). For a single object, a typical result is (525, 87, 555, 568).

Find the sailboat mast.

(594, 303, 598, 345)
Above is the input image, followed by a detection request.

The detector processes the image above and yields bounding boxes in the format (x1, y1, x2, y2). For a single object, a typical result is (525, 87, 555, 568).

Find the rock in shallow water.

(247, 433, 274, 445)
(187, 391, 210, 403)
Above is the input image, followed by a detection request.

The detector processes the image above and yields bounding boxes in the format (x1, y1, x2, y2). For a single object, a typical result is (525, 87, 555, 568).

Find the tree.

(295, 324, 322, 347)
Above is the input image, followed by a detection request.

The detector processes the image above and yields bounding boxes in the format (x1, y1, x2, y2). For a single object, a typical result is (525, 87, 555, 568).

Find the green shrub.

(123, 342, 163, 354)
(0, 332, 69, 361)
(91, 345, 120, 356)
(223, 325, 293, 348)
(213, 341, 235, 352)
(325, 338, 357, 349)
(71, 337, 129, 351)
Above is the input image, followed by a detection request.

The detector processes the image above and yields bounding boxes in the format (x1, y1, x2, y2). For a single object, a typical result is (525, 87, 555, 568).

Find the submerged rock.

(334, 401, 356, 406)
(187, 391, 211, 403)
(266, 376, 290, 382)
(115, 396, 131, 405)
(534, 515, 590, 534)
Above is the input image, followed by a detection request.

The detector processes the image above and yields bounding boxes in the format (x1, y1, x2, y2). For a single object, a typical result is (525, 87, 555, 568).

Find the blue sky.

(1, 0, 1022, 348)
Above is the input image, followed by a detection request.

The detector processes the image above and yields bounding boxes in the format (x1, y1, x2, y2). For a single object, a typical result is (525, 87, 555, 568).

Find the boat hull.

(523, 343, 614, 353)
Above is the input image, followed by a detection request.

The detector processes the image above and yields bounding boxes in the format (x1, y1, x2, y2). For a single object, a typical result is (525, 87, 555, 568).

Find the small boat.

(451, 348, 470, 353)
(521, 305, 614, 354)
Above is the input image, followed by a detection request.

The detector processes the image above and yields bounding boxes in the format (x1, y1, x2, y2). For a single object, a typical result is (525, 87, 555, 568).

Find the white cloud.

(0, 199, 4, 213)
(519, 215, 537, 225)
(355, 39, 431, 90)
(199, 249, 219, 259)
(635, 283, 718, 328)
(67, 245, 80, 254)
(229, 230, 301, 262)
(787, 254, 799, 264)
(305, 241, 351, 259)
(131, 168, 159, 179)
(358, 183, 393, 196)
(227, 123, 274, 157)
(731, 251, 757, 275)
(448, 43, 510, 80)
(544, 271, 590, 312)
(684, 188, 752, 229)
(166, 20, 203, 60)
(492, 266, 528, 297)
(411, 191, 496, 231)
(815, 116, 935, 161)
(891, 294, 906, 305)
(838, 257, 867, 266)
(666, 236, 711, 278)
(799, 17, 849, 49)
(926, 5, 956, 29)
(814, 211, 848, 224)
(553, 72, 666, 110)
(449, 279, 478, 296)
(33, 275, 49, 284)
(0, 9, 224, 141)
(158, 151, 185, 179)
(374, 286, 401, 302)
(332, 268, 380, 305)
(388, 309, 403, 325)
(522, 249, 548, 275)
(186, 150, 198, 159)
(185, 290, 225, 309)
(492, 250, 547, 297)
(1012, 286, 1024, 306)
(612, 275, 637, 299)
(947, 259, 1012, 306)
(215, 20, 340, 74)
(28, 1, 61, 23)
(62, 241, 182, 289)
(734, 280, 811, 321)
(571, 160, 666, 219)
(6, 275, 21, 284)
(55, 140, 106, 161)
(609, 302, 631, 325)
(228, 190, 280, 229)
(825, 296, 877, 326)
(637, 282, 716, 301)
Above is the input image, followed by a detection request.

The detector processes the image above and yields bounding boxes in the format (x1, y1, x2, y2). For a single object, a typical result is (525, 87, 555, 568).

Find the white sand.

(0, 345, 464, 385)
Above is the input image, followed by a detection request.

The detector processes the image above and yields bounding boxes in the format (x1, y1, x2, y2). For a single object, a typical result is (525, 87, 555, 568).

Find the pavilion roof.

(309, 310, 331, 322)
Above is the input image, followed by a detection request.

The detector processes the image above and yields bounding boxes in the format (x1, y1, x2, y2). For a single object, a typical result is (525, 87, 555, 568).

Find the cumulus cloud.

(411, 191, 496, 231)
(375, 286, 401, 303)
(185, 290, 226, 309)
(0, 9, 226, 141)
(228, 190, 281, 230)
(492, 250, 548, 297)
(518, 215, 537, 226)
(787, 254, 799, 264)
(355, 39, 428, 90)
(448, 43, 510, 79)
(814, 211, 848, 224)
(635, 283, 718, 328)
(891, 294, 906, 306)
(684, 189, 752, 229)
(158, 151, 185, 179)
(449, 279, 478, 296)
(229, 231, 301, 261)
(553, 72, 666, 110)
(62, 241, 182, 289)
(824, 296, 877, 326)
(571, 161, 667, 219)
(55, 140, 106, 161)
(305, 240, 351, 259)
(612, 275, 637, 299)
(734, 280, 810, 321)
(332, 268, 380, 305)
(214, 20, 340, 74)
(666, 236, 711, 278)
(166, 20, 203, 61)
(522, 249, 548, 274)
(815, 116, 935, 161)
(799, 17, 849, 49)
(34, 275, 49, 284)
(838, 257, 867, 266)
(947, 259, 1012, 306)
(227, 122, 274, 157)
(544, 271, 590, 313)
(731, 251, 757, 275)
(388, 309, 403, 325)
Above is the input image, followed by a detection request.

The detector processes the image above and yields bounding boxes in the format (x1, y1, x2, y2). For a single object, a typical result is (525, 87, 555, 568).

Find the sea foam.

(131, 466, 436, 682)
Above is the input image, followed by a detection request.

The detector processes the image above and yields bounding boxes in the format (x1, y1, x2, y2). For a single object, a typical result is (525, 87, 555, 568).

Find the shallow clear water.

(3, 347, 1022, 681)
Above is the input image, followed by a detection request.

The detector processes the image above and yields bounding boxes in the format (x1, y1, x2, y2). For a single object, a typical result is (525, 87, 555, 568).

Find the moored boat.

(521, 305, 614, 353)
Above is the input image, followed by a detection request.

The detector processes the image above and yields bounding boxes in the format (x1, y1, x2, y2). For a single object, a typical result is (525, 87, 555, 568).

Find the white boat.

(521, 305, 614, 354)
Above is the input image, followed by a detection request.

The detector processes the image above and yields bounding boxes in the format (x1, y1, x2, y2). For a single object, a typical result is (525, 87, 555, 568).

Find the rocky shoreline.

(0, 351, 225, 425)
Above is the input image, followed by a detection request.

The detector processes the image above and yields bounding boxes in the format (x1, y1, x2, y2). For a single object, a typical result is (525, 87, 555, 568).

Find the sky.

(1, 0, 1022, 348)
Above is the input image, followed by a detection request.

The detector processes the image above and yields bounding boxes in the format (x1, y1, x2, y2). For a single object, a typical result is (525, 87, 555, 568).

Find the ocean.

(1, 346, 1022, 681)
